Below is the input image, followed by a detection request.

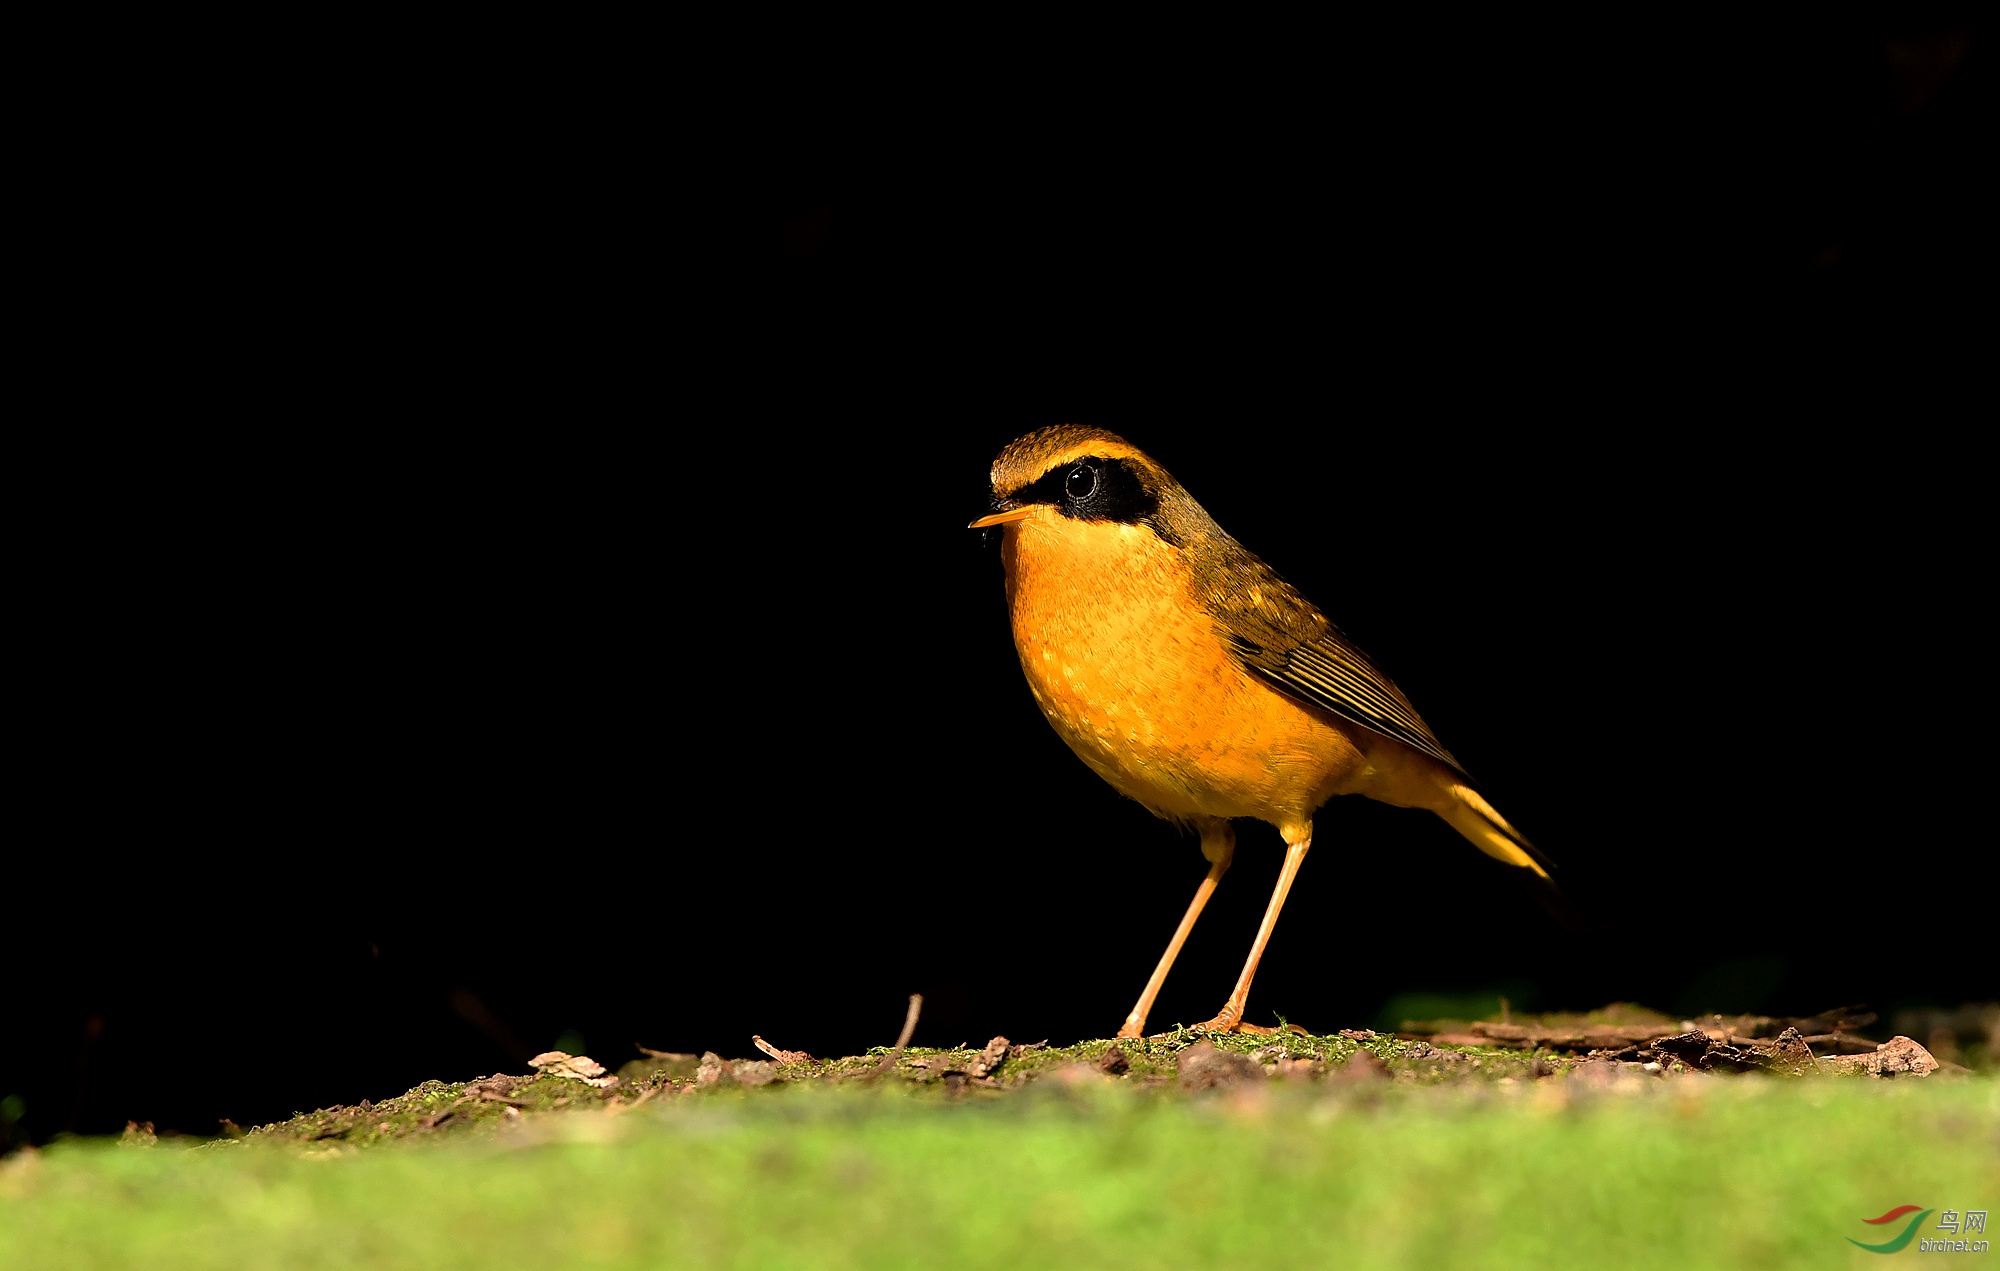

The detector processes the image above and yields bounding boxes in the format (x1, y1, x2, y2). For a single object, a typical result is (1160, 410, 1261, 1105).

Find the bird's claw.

(1190, 1012, 1299, 1036)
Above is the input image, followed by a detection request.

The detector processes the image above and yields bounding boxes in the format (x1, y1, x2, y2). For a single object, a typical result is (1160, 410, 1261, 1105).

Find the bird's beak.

(967, 507, 1031, 529)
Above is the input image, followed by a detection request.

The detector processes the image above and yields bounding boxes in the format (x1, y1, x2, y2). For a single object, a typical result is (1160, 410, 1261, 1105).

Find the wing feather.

(1186, 533, 1466, 774)
(1239, 633, 1464, 774)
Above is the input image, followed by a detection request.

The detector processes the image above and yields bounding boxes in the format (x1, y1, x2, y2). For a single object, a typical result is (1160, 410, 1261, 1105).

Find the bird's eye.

(1065, 463, 1099, 501)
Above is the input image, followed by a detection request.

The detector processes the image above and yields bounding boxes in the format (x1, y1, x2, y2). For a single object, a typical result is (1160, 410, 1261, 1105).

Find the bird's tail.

(1438, 784, 1586, 932)
(1440, 784, 1555, 880)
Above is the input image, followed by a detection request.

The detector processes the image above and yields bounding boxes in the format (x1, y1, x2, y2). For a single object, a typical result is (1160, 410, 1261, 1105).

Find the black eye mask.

(1009, 456, 1160, 526)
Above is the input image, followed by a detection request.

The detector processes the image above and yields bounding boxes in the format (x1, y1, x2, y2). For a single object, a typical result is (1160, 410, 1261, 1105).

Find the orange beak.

(967, 507, 1031, 529)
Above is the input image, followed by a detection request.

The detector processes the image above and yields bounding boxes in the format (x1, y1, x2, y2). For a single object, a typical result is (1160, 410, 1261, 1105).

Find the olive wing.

(1197, 550, 1466, 775)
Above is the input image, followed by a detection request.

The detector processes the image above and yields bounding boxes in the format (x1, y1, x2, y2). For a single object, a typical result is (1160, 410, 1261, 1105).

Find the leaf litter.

(163, 1000, 1976, 1154)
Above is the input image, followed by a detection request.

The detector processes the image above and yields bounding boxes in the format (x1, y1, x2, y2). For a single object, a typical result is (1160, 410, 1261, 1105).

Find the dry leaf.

(529, 1050, 619, 1088)
(967, 1036, 1011, 1079)
(1818, 1035, 1938, 1078)
(697, 1052, 729, 1088)
(733, 1060, 778, 1088)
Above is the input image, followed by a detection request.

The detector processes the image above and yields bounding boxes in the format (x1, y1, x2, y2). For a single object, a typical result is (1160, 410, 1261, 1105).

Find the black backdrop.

(8, 11, 1989, 1146)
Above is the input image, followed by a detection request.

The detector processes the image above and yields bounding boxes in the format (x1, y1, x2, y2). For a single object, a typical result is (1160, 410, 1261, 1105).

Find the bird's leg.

(1194, 822, 1312, 1034)
(1117, 820, 1235, 1039)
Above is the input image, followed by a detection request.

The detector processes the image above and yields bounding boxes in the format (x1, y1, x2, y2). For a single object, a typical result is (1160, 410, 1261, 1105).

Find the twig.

(753, 1035, 812, 1064)
(636, 1044, 693, 1060)
(864, 994, 923, 1083)
(470, 1089, 527, 1108)
(605, 1087, 658, 1116)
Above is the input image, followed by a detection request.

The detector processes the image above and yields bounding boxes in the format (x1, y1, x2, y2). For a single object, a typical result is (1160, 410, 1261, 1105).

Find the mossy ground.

(210, 1029, 1583, 1151)
(5, 1026, 1995, 1269)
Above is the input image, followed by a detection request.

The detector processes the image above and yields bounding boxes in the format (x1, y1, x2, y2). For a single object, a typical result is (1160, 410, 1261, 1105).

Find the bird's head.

(970, 425, 1209, 548)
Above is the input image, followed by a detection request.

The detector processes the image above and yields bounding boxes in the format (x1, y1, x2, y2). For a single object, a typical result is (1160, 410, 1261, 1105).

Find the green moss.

(7, 1073, 1992, 1270)
(43, 1012, 1951, 1185)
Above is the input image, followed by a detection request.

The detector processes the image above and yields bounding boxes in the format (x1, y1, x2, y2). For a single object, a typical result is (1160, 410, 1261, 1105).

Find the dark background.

(8, 10, 1989, 1147)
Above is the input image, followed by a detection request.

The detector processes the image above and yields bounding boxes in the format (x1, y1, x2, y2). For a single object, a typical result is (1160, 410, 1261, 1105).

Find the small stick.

(865, 995, 923, 1082)
(753, 1035, 812, 1064)
(636, 1044, 692, 1060)
(470, 1089, 527, 1107)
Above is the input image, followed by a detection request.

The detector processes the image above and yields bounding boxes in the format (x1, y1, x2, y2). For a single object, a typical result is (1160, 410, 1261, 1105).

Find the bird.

(969, 424, 1557, 1038)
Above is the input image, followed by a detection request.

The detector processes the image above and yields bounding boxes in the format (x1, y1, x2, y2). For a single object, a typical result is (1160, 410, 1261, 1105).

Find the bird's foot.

(1190, 1013, 1307, 1036)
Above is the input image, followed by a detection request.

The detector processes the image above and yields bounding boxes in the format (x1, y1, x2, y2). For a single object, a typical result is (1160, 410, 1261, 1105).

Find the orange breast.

(1000, 511, 1370, 833)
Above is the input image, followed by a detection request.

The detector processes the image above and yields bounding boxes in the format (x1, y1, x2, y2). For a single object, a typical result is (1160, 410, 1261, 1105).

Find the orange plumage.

(974, 425, 1554, 1036)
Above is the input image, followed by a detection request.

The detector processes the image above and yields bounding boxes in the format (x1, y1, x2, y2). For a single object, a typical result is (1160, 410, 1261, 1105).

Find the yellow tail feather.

(1441, 784, 1551, 879)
